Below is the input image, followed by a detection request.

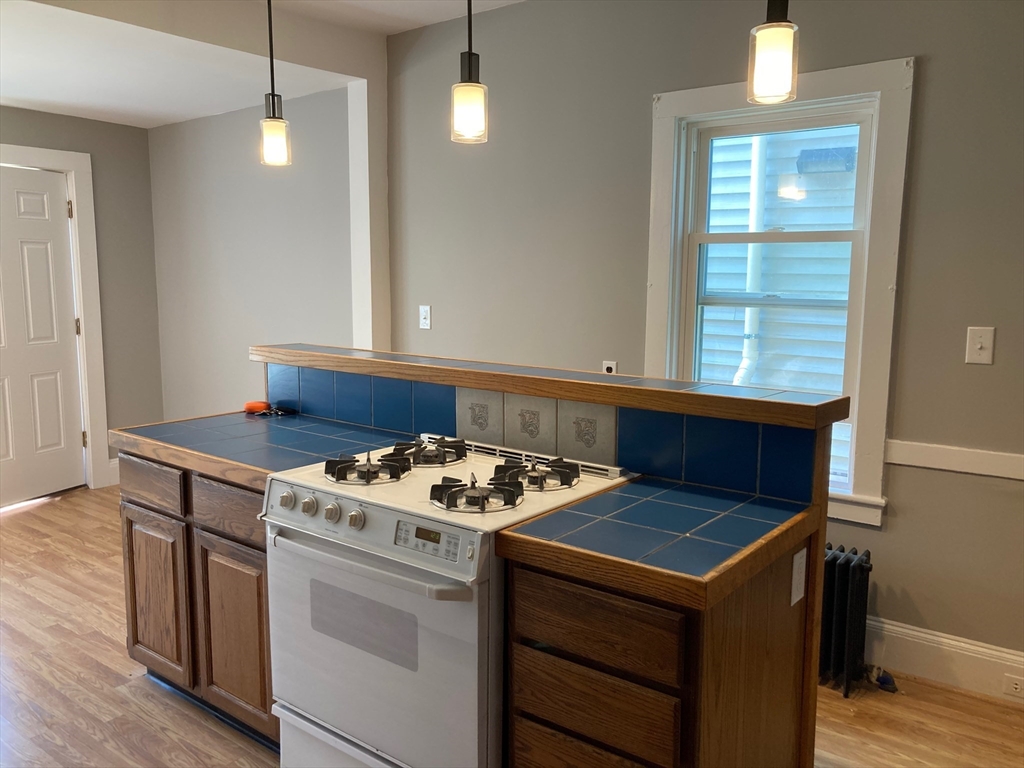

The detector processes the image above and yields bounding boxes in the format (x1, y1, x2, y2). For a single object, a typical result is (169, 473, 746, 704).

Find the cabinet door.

(193, 528, 277, 739)
(121, 501, 193, 687)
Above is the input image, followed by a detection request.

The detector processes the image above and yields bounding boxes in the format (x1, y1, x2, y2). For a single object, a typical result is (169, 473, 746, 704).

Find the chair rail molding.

(885, 440, 1024, 482)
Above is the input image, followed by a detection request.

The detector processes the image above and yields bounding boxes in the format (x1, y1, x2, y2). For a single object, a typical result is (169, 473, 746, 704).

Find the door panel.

(193, 528, 277, 739)
(0, 166, 83, 505)
(121, 501, 193, 688)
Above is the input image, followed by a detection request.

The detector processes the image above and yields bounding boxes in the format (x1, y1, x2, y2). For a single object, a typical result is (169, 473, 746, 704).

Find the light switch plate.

(419, 305, 431, 330)
(965, 326, 995, 364)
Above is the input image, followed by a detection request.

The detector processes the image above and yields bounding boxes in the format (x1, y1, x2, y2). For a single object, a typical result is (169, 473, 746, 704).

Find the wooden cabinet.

(507, 553, 810, 768)
(117, 453, 278, 742)
(120, 501, 193, 688)
(193, 528, 277, 739)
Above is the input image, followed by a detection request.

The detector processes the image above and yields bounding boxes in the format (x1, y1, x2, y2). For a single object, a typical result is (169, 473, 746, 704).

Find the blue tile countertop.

(511, 477, 807, 579)
(122, 412, 413, 473)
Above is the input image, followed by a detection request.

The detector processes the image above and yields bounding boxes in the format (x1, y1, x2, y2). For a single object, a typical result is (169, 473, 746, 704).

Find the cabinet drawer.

(513, 716, 644, 768)
(192, 475, 265, 548)
(513, 568, 684, 687)
(512, 644, 679, 768)
(119, 453, 184, 518)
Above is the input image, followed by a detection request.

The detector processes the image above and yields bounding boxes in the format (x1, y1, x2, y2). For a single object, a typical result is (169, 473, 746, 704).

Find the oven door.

(266, 524, 489, 768)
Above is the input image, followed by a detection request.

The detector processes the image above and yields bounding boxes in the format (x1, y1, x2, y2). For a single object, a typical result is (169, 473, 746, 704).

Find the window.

(644, 59, 914, 525)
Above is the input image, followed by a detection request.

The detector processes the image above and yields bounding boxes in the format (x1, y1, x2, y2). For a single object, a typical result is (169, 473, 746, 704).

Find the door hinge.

(75, 318, 81, 335)
(82, 430, 87, 448)
(67, 200, 73, 219)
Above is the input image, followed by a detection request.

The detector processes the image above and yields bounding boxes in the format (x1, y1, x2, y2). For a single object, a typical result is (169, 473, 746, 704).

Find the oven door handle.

(269, 527, 474, 602)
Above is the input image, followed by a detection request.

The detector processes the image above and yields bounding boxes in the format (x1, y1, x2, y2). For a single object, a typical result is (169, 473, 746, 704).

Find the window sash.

(681, 111, 871, 493)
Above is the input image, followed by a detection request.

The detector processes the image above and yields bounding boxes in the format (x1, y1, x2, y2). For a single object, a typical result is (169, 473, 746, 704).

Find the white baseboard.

(866, 616, 1024, 703)
(108, 457, 119, 486)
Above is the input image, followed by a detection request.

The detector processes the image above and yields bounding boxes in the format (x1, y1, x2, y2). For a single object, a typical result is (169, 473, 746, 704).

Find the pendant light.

(451, 0, 488, 143)
(747, 0, 799, 105)
(260, 0, 291, 165)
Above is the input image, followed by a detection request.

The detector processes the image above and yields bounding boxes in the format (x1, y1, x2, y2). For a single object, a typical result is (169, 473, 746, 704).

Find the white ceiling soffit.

(0, 0, 354, 129)
(282, 0, 525, 36)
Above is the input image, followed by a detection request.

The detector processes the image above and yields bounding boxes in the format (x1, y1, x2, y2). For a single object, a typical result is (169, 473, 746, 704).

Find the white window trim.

(643, 58, 915, 526)
(1, 143, 113, 490)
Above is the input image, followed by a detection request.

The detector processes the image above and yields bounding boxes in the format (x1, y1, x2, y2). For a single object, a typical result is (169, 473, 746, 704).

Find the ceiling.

(281, 0, 525, 36)
(0, 1, 353, 129)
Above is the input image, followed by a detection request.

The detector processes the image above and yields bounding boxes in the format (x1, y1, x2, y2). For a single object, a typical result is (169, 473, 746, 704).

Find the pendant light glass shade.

(260, 117, 291, 166)
(747, 20, 798, 104)
(452, 82, 488, 143)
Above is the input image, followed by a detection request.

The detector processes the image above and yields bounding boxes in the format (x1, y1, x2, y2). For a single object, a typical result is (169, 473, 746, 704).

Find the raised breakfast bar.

(110, 343, 848, 768)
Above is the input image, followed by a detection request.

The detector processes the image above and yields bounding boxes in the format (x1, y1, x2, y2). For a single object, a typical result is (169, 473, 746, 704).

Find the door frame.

(1, 143, 112, 490)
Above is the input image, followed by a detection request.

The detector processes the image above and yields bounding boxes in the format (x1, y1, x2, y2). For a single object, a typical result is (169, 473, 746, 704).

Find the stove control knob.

(279, 490, 295, 509)
(300, 497, 318, 517)
(324, 503, 342, 524)
(348, 508, 366, 531)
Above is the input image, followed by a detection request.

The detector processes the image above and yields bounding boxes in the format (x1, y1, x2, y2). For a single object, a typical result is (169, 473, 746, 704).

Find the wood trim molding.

(250, 344, 850, 429)
(886, 440, 1024, 481)
(108, 430, 269, 493)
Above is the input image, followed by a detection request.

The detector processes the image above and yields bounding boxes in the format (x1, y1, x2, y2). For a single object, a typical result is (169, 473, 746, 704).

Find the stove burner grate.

(429, 473, 524, 512)
(490, 457, 580, 491)
(325, 451, 412, 485)
(380, 437, 467, 467)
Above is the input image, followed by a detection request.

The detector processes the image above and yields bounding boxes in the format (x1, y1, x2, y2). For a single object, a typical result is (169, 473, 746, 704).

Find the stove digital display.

(395, 520, 460, 563)
(415, 527, 442, 544)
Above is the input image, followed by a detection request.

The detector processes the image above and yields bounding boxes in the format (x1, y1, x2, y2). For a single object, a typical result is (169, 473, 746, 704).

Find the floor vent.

(820, 543, 873, 697)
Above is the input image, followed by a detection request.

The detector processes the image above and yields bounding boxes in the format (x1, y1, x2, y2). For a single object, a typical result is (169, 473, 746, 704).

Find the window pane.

(695, 304, 851, 489)
(707, 124, 861, 233)
(695, 305, 847, 394)
(702, 241, 852, 302)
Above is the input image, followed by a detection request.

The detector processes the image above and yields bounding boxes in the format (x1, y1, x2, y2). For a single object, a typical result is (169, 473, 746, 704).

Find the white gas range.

(262, 436, 628, 768)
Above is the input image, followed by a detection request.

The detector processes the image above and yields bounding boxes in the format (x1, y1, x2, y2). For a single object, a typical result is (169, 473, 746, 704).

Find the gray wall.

(387, 1, 1024, 650)
(0, 105, 164, 447)
(148, 89, 352, 420)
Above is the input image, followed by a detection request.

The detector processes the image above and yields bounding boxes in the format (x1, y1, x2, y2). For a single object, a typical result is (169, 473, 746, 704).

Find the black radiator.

(819, 544, 872, 697)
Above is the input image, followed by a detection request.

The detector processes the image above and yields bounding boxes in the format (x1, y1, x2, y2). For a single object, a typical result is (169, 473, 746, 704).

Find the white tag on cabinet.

(791, 547, 808, 606)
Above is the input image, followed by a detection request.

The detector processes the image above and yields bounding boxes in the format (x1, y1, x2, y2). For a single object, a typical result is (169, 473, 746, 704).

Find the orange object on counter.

(244, 400, 271, 413)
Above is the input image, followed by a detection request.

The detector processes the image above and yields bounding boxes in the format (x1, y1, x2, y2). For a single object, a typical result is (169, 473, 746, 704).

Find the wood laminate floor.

(0, 485, 1021, 768)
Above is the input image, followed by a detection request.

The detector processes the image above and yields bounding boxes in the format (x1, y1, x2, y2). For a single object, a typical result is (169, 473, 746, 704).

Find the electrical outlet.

(602, 360, 618, 374)
(419, 305, 431, 330)
(1004, 673, 1024, 699)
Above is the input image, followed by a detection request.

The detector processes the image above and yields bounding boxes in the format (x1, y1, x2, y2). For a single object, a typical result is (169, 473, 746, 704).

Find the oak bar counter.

(111, 343, 849, 767)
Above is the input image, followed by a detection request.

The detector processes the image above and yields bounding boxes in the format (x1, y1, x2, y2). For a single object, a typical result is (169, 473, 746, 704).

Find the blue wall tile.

(299, 368, 335, 419)
(759, 424, 816, 502)
(616, 408, 684, 480)
(267, 365, 299, 411)
(335, 372, 372, 426)
(412, 382, 457, 437)
(372, 377, 413, 433)
(684, 415, 758, 493)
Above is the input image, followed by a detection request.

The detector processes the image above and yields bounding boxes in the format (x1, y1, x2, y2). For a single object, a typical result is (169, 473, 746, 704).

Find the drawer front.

(513, 568, 684, 687)
(513, 716, 644, 768)
(192, 475, 266, 548)
(512, 644, 679, 768)
(119, 453, 184, 518)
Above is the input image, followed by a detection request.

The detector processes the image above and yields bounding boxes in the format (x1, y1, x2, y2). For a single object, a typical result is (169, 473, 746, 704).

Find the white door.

(0, 165, 84, 506)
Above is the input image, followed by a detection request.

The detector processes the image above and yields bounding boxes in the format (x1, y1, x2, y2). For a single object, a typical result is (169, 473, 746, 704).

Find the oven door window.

(310, 579, 419, 671)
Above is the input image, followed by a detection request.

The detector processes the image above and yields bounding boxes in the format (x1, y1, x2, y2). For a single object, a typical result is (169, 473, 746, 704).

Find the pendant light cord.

(267, 0, 277, 96)
(467, 0, 473, 53)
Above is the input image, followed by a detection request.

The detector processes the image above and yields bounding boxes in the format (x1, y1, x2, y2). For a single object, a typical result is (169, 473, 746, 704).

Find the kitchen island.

(111, 342, 847, 766)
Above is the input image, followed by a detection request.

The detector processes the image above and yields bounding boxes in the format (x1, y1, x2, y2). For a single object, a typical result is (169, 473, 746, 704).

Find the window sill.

(826, 491, 886, 527)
